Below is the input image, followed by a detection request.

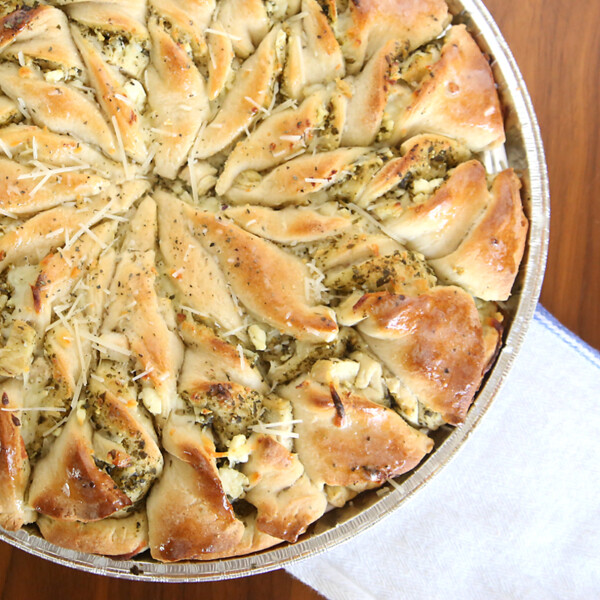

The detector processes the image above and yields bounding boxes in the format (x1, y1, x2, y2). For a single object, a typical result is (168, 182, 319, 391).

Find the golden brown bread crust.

(157, 193, 244, 331)
(225, 147, 368, 205)
(64, 0, 147, 26)
(102, 198, 184, 410)
(178, 319, 267, 393)
(0, 381, 33, 531)
(0, 124, 123, 179)
(37, 511, 148, 559)
(32, 222, 115, 325)
(242, 434, 327, 542)
(282, 0, 344, 99)
(146, 18, 209, 178)
(0, 202, 113, 274)
(358, 134, 470, 204)
(0, 7, 39, 48)
(206, 21, 234, 100)
(479, 302, 504, 373)
(147, 423, 245, 562)
(282, 377, 433, 486)
(337, 0, 449, 73)
(0, 6, 84, 74)
(184, 512, 282, 560)
(216, 90, 329, 194)
(0, 157, 109, 215)
(187, 208, 339, 342)
(70, 27, 147, 163)
(430, 169, 528, 301)
(0, 63, 117, 157)
(29, 417, 132, 522)
(149, 0, 215, 58)
(215, 0, 269, 59)
(348, 287, 486, 424)
(384, 160, 490, 258)
(397, 25, 505, 150)
(66, 3, 149, 39)
(193, 26, 284, 159)
(224, 205, 351, 243)
(341, 39, 404, 146)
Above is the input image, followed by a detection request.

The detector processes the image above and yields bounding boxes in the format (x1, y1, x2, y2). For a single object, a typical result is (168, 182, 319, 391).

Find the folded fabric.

(287, 306, 600, 600)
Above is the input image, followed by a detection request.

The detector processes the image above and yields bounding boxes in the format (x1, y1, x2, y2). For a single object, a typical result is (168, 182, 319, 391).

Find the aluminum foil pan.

(0, 0, 550, 581)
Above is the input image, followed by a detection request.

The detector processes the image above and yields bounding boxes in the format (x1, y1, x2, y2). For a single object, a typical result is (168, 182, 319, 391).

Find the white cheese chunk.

(140, 387, 162, 415)
(43, 69, 65, 84)
(248, 324, 267, 351)
(218, 466, 249, 500)
(412, 177, 444, 195)
(227, 434, 252, 465)
(123, 79, 147, 112)
(311, 359, 360, 384)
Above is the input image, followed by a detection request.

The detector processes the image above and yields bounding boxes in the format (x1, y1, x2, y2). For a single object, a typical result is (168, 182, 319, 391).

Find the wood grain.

(484, 0, 600, 350)
(0, 1, 597, 599)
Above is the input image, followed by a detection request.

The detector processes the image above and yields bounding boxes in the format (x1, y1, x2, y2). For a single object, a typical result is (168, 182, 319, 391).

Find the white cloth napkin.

(286, 307, 600, 600)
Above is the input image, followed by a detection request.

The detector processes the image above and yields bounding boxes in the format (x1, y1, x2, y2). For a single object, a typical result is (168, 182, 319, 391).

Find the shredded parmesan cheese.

(207, 44, 217, 70)
(16, 98, 30, 120)
(287, 11, 308, 22)
(114, 93, 133, 106)
(0, 139, 13, 159)
(28, 173, 52, 198)
(268, 81, 279, 114)
(251, 423, 299, 439)
(222, 325, 246, 337)
(205, 28, 242, 42)
(346, 202, 404, 243)
(81, 223, 108, 248)
(133, 367, 154, 381)
(111, 115, 129, 178)
(150, 127, 180, 138)
(284, 149, 305, 162)
(244, 96, 269, 115)
(271, 98, 297, 115)
(42, 416, 68, 437)
(262, 419, 302, 428)
(140, 148, 156, 173)
(45, 228, 65, 239)
(280, 134, 303, 142)
(78, 331, 132, 356)
(64, 201, 117, 251)
(17, 164, 91, 180)
(180, 305, 209, 318)
(0, 208, 17, 219)
(73, 321, 86, 384)
(304, 177, 331, 184)
(0, 406, 66, 412)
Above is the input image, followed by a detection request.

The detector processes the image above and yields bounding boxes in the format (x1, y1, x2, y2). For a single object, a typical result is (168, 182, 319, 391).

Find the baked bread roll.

(0, 0, 527, 561)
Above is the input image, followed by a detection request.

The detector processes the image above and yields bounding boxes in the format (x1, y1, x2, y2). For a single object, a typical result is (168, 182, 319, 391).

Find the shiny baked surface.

(0, 0, 527, 562)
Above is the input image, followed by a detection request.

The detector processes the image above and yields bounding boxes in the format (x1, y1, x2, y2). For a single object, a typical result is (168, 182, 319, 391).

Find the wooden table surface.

(1, 1, 598, 598)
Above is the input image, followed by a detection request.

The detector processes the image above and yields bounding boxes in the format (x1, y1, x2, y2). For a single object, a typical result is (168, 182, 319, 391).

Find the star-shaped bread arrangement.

(0, 0, 527, 562)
